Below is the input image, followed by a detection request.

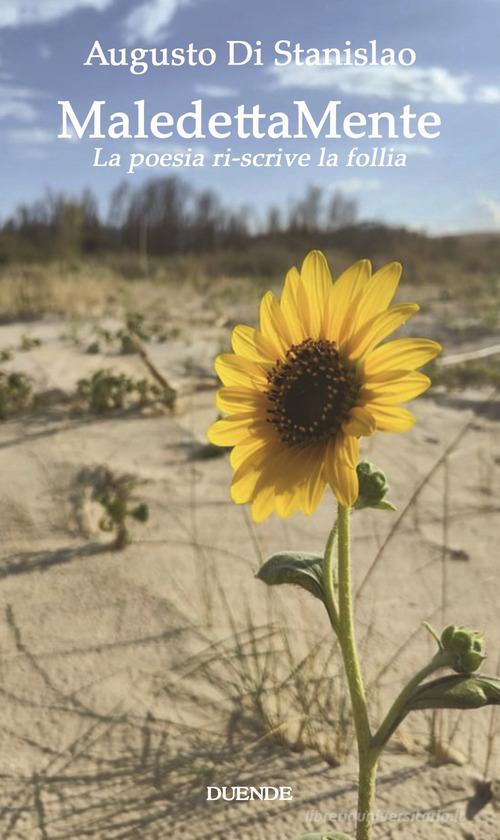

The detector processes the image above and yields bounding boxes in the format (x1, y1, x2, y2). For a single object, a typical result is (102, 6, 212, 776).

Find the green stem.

(357, 757, 378, 840)
(372, 650, 454, 753)
(323, 521, 339, 632)
(336, 504, 374, 840)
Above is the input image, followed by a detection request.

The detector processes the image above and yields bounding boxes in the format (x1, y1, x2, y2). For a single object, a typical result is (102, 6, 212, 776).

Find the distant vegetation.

(1, 175, 499, 280)
(0, 177, 359, 262)
(0, 175, 499, 336)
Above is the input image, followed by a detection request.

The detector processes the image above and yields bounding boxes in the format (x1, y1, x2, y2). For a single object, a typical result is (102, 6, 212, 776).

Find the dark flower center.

(266, 338, 359, 446)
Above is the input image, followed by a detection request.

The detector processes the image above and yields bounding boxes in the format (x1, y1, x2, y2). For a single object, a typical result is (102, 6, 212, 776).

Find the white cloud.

(0, 81, 38, 122)
(0, 0, 112, 27)
(8, 127, 53, 143)
(475, 84, 500, 104)
(477, 195, 500, 226)
(270, 64, 470, 104)
(122, 0, 193, 43)
(331, 178, 381, 193)
(392, 142, 434, 156)
(196, 84, 238, 98)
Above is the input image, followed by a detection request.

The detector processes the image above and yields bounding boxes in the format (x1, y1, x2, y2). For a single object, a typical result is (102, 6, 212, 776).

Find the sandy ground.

(0, 306, 499, 840)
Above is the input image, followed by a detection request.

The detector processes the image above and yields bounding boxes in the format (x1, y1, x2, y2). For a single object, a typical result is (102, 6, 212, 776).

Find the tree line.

(0, 177, 359, 262)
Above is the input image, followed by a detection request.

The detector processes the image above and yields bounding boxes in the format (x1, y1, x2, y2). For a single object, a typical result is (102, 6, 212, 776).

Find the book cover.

(1, 2, 499, 839)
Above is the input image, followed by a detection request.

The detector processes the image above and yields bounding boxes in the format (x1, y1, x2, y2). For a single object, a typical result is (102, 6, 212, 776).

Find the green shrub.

(77, 368, 173, 413)
(0, 371, 33, 419)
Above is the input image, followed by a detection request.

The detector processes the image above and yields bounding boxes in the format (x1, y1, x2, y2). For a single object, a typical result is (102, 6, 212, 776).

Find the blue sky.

(0, 0, 499, 232)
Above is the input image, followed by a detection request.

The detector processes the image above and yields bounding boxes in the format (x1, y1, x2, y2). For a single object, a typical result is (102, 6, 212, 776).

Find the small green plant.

(0, 371, 33, 419)
(77, 369, 133, 412)
(117, 329, 137, 355)
(97, 473, 149, 550)
(77, 368, 173, 413)
(75, 466, 149, 550)
(85, 312, 170, 356)
(124, 311, 169, 344)
(0, 335, 42, 361)
(85, 326, 114, 355)
(20, 335, 42, 351)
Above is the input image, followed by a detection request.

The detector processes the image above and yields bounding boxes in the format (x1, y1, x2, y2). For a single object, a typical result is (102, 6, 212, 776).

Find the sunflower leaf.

(406, 674, 500, 712)
(376, 673, 500, 747)
(256, 552, 325, 601)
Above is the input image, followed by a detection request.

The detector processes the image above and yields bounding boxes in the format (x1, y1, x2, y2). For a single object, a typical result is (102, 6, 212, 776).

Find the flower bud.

(459, 650, 485, 673)
(440, 625, 486, 674)
(354, 461, 395, 511)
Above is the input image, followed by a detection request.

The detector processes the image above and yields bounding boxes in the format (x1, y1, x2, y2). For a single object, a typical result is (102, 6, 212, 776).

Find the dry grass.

(0, 258, 273, 323)
(0, 231, 499, 324)
(0, 262, 130, 320)
(167, 596, 355, 766)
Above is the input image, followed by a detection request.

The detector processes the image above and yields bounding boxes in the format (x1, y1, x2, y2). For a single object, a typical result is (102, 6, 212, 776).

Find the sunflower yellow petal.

(251, 483, 275, 523)
(274, 455, 314, 517)
(362, 338, 442, 377)
(272, 446, 314, 516)
(340, 433, 360, 468)
(302, 452, 327, 515)
(342, 406, 376, 437)
(327, 259, 372, 344)
(275, 488, 303, 518)
(215, 353, 269, 389)
(361, 372, 431, 404)
(249, 444, 326, 519)
(207, 414, 256, 446)
(231, 324, 278, 363)
(344, 303, 419, 361)
(216, 386, 267, 415)
(333, 260, 372, 308)
(230, 435, 273, 469)
(231, 464, 260, 504)
(326, 435, 359, 507)
(333, 461, 359, 507)
(230, 443, 274, 503)
(363, 403, 416, 432)
(280, 267, 307, 344)
(260, 291, 294, 356)
(353, 261, 402, 333)
(300, 250, 333, 339)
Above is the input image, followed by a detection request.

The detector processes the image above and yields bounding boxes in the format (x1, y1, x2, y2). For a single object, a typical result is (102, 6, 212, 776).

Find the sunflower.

(208, 251, 441, 522)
